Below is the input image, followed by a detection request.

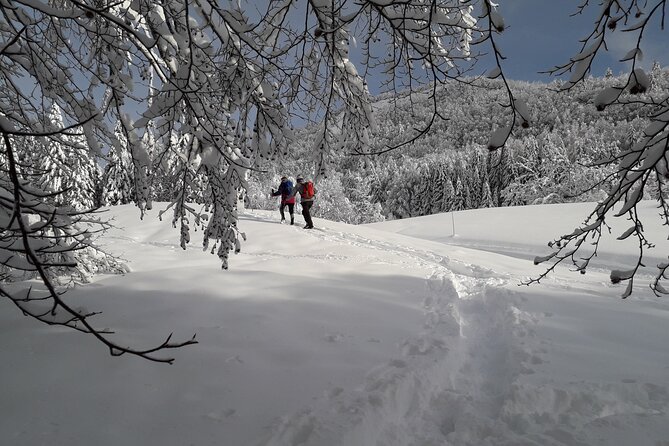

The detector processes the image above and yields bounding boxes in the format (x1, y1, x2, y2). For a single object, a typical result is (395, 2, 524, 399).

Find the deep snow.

(2, 202, 669, 446)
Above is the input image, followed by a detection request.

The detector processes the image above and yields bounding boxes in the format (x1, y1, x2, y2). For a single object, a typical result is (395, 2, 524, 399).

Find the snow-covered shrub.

(246, 173, 282, 211)
(312, 172, 359, 224)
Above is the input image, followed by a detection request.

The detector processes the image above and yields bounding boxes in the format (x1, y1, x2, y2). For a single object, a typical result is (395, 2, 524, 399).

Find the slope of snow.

(1, 202, 669, 446)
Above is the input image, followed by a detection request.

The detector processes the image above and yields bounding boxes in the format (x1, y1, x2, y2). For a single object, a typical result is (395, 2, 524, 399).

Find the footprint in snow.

(205, 409, 236, 422)
(324, 333, 344, 343)
(325, 387, 344, 399)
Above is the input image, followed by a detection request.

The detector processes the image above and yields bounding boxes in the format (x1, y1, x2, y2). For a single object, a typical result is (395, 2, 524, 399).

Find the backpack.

(303, 181, 315, 199)
(282, 180, 293, 197)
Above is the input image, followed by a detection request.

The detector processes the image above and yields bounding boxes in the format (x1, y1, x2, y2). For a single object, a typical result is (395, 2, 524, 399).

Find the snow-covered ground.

(2, 202, 669, 446)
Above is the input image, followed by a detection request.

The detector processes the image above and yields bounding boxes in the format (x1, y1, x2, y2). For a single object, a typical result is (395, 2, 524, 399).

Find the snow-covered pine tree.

(462, 175, 473, 210)
(369, 158, 396, 209)
(102, 147, 135, 206)
(469, 163, 483, 208)
(413, 165, 432, 216)
(102, 122, 135, 206)
(386, 165, 419, 219)
(441, 177, 456, 213)
(489, 148, 513, 207)
(428, 164, 445, 214)
(451, 176, 466, 212)
(20, 104, 101, 210)
(480, 182, 494, 208)
(477, 154, 494, 208)
(452, 160, 474, 210)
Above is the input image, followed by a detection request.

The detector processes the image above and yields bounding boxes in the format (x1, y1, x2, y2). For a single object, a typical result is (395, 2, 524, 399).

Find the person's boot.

(290, 216, 294, 225)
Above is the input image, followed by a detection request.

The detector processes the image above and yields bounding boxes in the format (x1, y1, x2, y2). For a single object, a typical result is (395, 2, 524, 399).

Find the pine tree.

(23, 104, 101, 210)
(414, 165, 432, 216)
(451, 176, 466, 211)
(441, 177, 455, 212)
(429, 163, 447, 214)
(387, 167, 417, 219)
(102, 144, 135, 206)
(478, 156, 493, 208)
(462, 177, 473, 210)
(480, 181, 494, 208)
(489, 149, 512, 207)
(469, 163, 482, 208)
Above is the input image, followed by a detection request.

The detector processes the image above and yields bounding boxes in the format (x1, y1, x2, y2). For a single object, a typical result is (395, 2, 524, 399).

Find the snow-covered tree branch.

(1, 0, 502, 360)
(528, 0, 669, 298)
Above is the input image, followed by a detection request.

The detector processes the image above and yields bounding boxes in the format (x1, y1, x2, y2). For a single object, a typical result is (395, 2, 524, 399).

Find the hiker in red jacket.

(271, 176, 296, 225)
(289, 176, 316, 229)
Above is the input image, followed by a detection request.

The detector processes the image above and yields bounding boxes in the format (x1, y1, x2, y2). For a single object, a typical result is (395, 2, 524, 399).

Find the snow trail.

(258, 224, 539, 446)
(259, 221, 669, 445)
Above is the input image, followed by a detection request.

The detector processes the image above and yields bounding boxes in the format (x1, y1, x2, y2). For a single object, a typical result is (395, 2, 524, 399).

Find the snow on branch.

(1, 130, 197, 363)
(530, 1, 669, 297)
(0, 0, 528, 357)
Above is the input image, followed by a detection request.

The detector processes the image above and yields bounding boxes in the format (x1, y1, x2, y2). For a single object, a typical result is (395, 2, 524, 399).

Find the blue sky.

(493, 0, 669, 81)
(349, 1, 668, 96)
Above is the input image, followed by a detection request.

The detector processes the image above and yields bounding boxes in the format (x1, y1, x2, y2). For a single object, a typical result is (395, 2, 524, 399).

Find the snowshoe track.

(258, 226, 541, 446)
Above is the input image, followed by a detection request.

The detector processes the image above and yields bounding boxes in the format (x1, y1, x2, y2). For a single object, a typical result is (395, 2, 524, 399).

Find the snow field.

(2, 202, 669, 445)
(262, 202, 669, 445)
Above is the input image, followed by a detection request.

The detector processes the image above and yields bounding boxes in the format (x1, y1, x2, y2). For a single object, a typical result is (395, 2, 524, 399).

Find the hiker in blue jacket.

(289, 176, 316, 229)
(271, 176, 296, 224)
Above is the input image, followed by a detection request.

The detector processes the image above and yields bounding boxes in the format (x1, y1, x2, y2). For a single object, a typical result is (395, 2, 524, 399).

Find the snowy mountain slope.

(1, 203, 669, 446)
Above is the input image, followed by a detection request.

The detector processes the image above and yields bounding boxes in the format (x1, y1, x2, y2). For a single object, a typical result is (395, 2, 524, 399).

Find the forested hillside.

(248, 64, 669, 223)
(13, 67, 668, 227)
